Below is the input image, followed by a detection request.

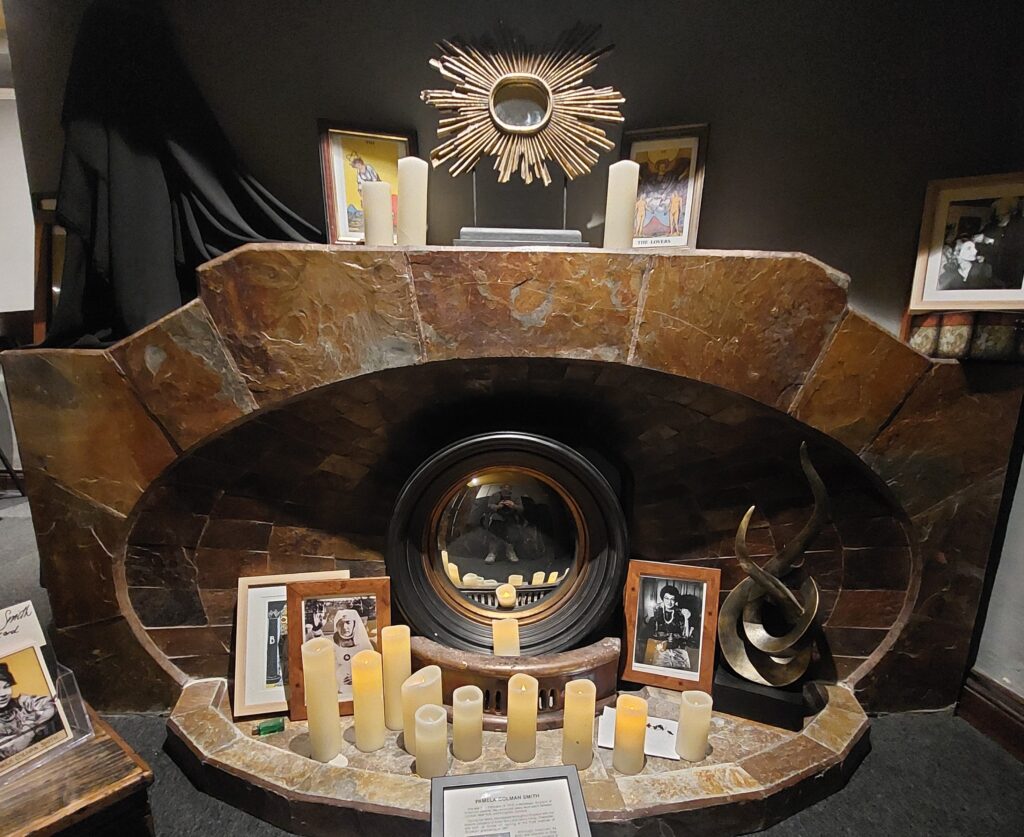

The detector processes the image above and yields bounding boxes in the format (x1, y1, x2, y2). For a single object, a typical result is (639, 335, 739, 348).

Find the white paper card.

(597, 706, 681, 760)
(0, 600, 47, 653)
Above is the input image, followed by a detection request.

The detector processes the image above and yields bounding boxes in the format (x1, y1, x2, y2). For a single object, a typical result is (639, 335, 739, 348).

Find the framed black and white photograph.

(623, 560, 720, 693)
(430, 765, 592, 837)
(232, 570, 350, 718)
(909, 172, 1024, 311)
(0, 644, 71, 778)
(286, 577, 390, 720)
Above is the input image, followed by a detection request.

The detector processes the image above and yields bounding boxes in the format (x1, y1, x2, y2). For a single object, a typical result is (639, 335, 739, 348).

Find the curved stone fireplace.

(3, 245, 1021, 712)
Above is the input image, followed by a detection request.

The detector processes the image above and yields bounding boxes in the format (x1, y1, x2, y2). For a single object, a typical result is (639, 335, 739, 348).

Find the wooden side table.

(0, 708, 154, 836)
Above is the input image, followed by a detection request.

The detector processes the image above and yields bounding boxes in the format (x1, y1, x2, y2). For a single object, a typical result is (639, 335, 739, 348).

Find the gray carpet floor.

(3, 495, 1023, 835)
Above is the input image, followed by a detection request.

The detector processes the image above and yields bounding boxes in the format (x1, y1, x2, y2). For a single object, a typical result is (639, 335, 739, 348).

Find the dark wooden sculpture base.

(166, 678, 869, 836)
(712, 668, 811, 731)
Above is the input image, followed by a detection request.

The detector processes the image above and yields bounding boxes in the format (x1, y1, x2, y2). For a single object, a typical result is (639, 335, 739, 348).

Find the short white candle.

(508, 574, 524, 587)
(547, 571, 559, 584)
(492, 618, 520, 656)
(676, 690, 713, 762)
(495, 583, 517, 609)
(414, 703, 449, 779)
(351, 649, 385, 752)
(452, 685, 483, 762)
(363, 180, 394, 246)
(506, 673, 539, 763)
(446, 563, 461, 585)
(531, 571, 546, 585)
(381, 625, 411, 731)
(301, 637, 342, 762)
(603, 160, 640, 249)
(561, 679, 596, 770)
(397, 156, 429, 245)
(612, 694, 647, 775)
(400, 665, 443, 755)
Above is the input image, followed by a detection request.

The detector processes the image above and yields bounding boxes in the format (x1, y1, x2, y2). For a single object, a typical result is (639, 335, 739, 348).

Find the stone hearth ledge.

(165, 678, 868, 836)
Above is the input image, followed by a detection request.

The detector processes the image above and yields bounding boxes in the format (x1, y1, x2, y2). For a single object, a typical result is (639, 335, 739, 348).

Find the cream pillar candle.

(397, 156, 428, 245)
(301, 637, 342, 762)
(531, 571, 546, 585)
(381, 625, 411, 731)
(508, 574, 524, 587)
(452, 685, 483, 762)
(676, 690, 713, 762)
(506, 673, 539, 763)
(446, 563, 461, 585)
(414, 704, 449, 779)
(400, 665, 443, 755)
(612, 694, 647, 775)
(351, 649, 385, 752)
(363, 180, 394, 245)
(547, 571, 559, 584)
(495, 583, 517, 609)
(492, 618, 520, 656)
(603, 160, 640, 249)
(441, 549, 450, 569)
(561, 679, 596, 770)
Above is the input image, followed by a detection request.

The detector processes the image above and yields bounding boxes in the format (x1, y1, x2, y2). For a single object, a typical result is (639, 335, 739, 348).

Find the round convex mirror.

(436, 469, 579, 612)
(488, 73, 553, 134)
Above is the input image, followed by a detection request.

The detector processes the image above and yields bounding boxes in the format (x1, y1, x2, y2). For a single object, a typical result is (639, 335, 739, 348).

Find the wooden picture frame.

(623, 560, 720, 694)
(909, 171, 1024, 312)
(232, 570, 351, 719)
(286, 576, 391, 721)
(318, 121, 417, 244)
(622, 124, 708, 249)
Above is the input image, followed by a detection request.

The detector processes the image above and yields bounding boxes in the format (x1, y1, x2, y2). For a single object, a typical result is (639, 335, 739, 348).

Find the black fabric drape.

(47, 0, 322, 347)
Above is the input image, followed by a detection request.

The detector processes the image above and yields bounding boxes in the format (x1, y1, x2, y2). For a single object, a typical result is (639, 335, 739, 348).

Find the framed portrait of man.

(909, 172, 1024, 311)
(622, 560, 720, 693)
(623, 124, 708, 249)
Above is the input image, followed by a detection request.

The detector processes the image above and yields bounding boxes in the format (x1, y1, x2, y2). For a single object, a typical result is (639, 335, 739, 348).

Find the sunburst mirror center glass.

(489, 74, 552, 134)
(435, 468, 578, 612)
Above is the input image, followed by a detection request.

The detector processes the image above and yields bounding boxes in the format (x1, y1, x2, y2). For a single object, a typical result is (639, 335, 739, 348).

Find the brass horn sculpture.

(717, 443, 829, 687)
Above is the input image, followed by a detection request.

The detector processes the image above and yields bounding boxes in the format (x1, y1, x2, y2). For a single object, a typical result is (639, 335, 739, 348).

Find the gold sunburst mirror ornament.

(420, 26, 625, 186)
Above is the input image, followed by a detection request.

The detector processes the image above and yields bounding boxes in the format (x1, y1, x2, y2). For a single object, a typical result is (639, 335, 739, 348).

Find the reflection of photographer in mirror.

(483, 484, 524, 565)
(642, 585, 699, 671)
(304, 600, 328, 641)
(332, 609, 372, 694)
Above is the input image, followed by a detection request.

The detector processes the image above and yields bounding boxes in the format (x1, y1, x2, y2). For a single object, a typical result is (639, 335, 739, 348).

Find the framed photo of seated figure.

(909, 172, 1024, 311)
(622, 560, 720, 694)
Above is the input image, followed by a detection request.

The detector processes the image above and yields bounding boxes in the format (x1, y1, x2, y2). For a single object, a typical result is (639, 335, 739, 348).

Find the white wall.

(975, 455, 1024, 696)
(0, 93, 34, 313)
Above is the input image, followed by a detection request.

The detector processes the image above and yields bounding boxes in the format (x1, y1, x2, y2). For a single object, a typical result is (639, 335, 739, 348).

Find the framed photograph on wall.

(623, 124, 708, 248)
(909, 172, 1024, 311)
(622, 559, 720, 694)
(232, 569, 351, 719)
(286, 576, 390, 721)
(318, 122, 417, 244)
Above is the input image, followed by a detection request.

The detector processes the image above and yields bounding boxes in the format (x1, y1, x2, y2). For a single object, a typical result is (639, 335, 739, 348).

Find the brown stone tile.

(172, 654, 231, 679)
(209, 494, 280, 522)
(410, 250, 648, 363)
(129, 508, 209, 548)
(148, 626, 231, 657)
(863, 362, 1024, 517)
(1, 350, 176, 514)
(833, 656, 865, 681)
(740, 734, 836, 786)
(268, 526, 383, 560)
(196, 548, 269, 589)
(834, 516, 909, 549)
(199, 246, 423, 405)
(633, 253, 847, 410)
(791, 312, 929, 451)
(616, 764, 763, 811)
(124, 545, 198, 588)
(199, 588, 238, 626)
(267, 554, 337, 575)
(213, 736, 319, 792)
(581, 778, 626, 813)
(842, 547, 911, 590)
(199, 519, 273, 551)
(826, 590, 907, 628)
(109, 299, 258, 449)
(823, 627, 890, 658)
(803, 707, 866, 754)
(129, 586, 207, 628)
(172, 706, 242, 756)
(170, 679, 224, 719)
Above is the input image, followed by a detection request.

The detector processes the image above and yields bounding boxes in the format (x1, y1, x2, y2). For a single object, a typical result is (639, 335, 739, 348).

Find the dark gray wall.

(6, 0, 1024, 331)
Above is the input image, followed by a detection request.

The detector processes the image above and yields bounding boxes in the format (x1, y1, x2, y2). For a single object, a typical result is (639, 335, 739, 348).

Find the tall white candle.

(381, 625, 411, 731)
(676, 690, 713, 762)
(603, 160, 640, 249)
(363, 180, 394, 246)
(561, 679, 596, 770)
(508, 574, 524, 587)
(397, 156, 428, 245)
(612, 694, 647, 775)
(301, 637, 342, 762)
(400, 665, 443, 755)
(506, 673, 539, 763)
(351, 649, 385, 752)
(492, 618, 520, 656)
(414, 704, 449, 779)
(452, 685, 483, 762)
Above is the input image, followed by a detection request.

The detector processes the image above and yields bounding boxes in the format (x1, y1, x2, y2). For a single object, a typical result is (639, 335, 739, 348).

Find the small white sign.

(597, 706, 680, 760)
(0, 600, 47, 653)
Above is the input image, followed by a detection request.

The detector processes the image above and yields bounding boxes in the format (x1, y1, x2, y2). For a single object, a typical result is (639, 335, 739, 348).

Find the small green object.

(251, 717, 285, 736)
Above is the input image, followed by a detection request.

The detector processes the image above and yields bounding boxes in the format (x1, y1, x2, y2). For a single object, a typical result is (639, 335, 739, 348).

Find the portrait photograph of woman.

(0, 645, 71, 778)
